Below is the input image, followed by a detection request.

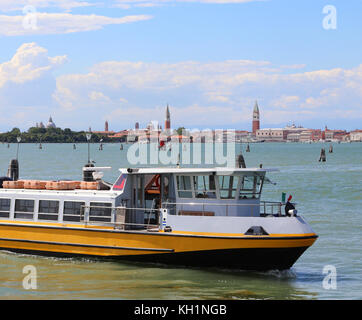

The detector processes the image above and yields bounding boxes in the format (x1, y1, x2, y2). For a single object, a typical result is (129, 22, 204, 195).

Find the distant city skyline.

(3, 103, 361, 143)
(0, 1, 361, 131)
(27, 102, 360, 134)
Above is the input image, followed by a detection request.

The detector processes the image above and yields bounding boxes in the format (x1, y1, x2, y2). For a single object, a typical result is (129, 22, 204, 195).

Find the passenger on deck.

(285, 195, 295, 216)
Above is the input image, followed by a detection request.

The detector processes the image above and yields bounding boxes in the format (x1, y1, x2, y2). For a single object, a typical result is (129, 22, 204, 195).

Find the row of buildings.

(96, 101, 362, 143)
(35, 103, 362, 143)
(251, 101, 361, 142)
(255, 126, 362, 142)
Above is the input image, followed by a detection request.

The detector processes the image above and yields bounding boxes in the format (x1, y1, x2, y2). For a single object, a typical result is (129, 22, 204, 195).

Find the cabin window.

(38, 200, 59, 221)
(240, 174, 264, 199)
(0, 198, 11, 218)
(193, 175, 217, 199)
(176, 175, 193, 198)
(14, 199, 34, 219)
(218, 176, 238, 199)
(63, 201, 85, 222)
(89, 202, 112, 222)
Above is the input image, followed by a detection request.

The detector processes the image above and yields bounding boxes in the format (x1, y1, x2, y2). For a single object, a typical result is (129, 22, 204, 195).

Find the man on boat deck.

(285, 195, 295, 216)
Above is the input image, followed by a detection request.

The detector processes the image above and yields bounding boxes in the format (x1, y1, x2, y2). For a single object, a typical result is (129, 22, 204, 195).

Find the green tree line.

(0, 127, 126, 143)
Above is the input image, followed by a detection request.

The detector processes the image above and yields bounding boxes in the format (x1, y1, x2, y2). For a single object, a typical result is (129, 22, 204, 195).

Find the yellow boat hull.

(0, 220, 317, 270)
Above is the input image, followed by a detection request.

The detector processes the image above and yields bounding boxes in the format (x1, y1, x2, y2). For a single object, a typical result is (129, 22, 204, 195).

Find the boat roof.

(119, 167, 278, 175)
(0, 188, 120, 197)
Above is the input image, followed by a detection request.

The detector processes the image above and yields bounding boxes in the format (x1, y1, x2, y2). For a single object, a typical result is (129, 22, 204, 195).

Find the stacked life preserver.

(2, 180, 97, 190)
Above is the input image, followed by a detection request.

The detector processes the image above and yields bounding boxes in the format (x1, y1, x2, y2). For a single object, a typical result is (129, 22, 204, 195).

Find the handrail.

(79, 201, 290, 229)
(161, 201, 282, 207)
(80, 205, 160, 230)
(161, 200, 284, 216)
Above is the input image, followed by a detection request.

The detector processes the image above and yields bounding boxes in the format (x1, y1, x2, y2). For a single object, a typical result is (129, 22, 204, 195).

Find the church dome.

(46, 116, 56, 129)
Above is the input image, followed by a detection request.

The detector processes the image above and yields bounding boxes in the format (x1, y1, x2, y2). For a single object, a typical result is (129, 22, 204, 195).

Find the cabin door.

(129, 175, 145, 229)
(144, 174, 162, 225)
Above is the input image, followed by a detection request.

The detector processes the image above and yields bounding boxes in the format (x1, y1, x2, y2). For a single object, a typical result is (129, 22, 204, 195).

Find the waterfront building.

(324, 128, 348, 141)
(235, 130, 249, 143)
(284, 125, 309, 142)
(213, 129, 248, 143)
(256, 128, 285, 141)
(349, 130, 362, 142)
(126, 129, 139, 143)
(108, 130, 128, 142)
(286, 132, 301, 142)
(92, 130, 115, 136)
(299, 129, 322, 142)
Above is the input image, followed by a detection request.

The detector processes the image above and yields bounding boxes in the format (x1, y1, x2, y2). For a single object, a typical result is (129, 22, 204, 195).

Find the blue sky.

(0, 0, 361, 132)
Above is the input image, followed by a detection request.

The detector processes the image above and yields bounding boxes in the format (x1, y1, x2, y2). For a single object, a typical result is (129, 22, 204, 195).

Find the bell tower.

(165, 104, 171, 132)
(252, 101, 260, 135)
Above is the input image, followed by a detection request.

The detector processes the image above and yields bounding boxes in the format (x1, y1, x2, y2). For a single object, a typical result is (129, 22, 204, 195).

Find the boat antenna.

(83, 132, 95, 182)
(86, 132, 92, 163)
(16, 136, 21, 160)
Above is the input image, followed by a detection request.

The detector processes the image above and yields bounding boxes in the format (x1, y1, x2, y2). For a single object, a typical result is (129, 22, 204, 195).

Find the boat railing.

(161, 201, 284, 217)
(77, 201, 287, 230)
(80, 205, 160, 230)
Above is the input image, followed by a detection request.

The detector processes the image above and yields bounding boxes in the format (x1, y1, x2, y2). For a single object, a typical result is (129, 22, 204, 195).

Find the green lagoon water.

(0, 141, 361, 299)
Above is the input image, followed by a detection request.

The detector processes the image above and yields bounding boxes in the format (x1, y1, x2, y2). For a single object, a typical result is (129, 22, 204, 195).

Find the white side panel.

(167, 215, 315, 235)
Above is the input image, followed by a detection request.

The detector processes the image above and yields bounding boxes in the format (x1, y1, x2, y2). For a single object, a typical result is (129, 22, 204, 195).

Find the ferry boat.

(0, 166, 317, 270)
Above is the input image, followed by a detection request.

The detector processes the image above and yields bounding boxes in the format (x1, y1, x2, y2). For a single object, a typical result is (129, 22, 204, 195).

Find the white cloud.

(54, 58, 362, 129)
(89, 91, 111, 102)
(0, 42, 66, 87)
(1, 43, 362, 131)
(271, 95, 300, 109)
(0, 43, 67, 129)
(0, 12, 153, 36)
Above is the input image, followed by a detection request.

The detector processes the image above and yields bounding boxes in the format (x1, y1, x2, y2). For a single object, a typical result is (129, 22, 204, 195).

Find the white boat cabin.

(0, 167, 284, 231)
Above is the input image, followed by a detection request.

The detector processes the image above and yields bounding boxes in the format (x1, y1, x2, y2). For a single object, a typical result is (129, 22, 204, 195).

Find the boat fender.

(164, 226, 172, 232)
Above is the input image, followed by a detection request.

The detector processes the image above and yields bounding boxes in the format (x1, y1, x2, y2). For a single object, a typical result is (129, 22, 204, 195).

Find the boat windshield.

(239, 174, 264, 199)
(194, 175, 216, 199)
(175, 173, 265, 200)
